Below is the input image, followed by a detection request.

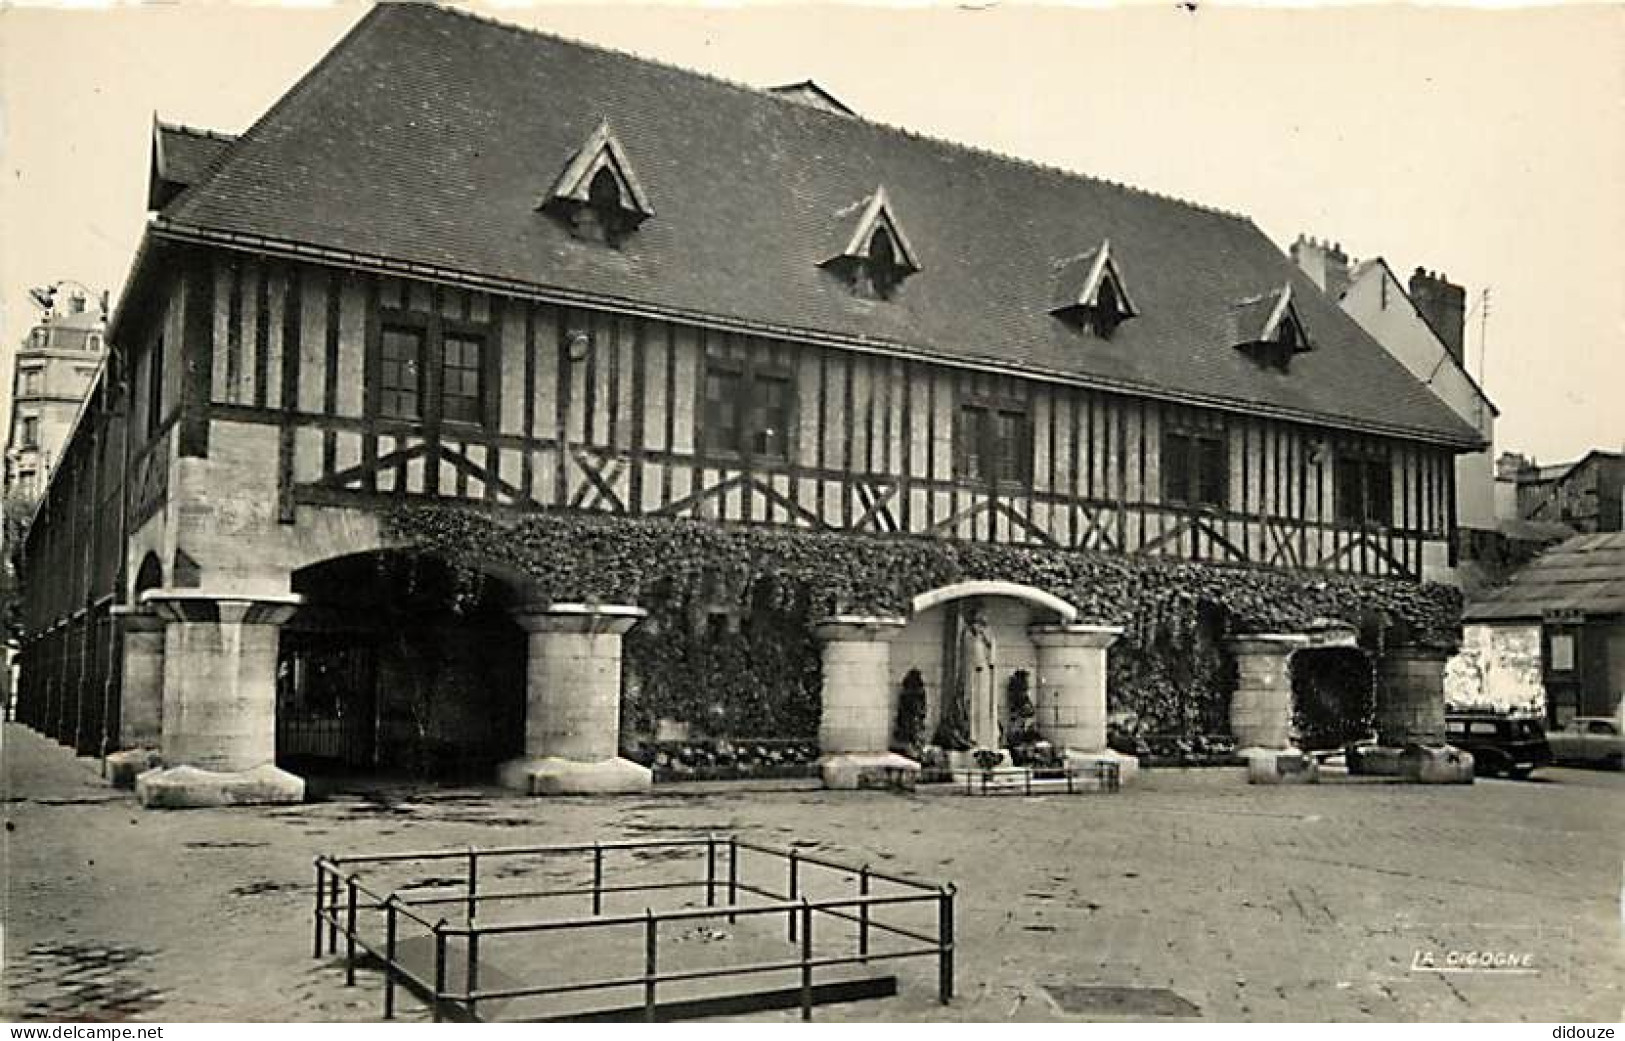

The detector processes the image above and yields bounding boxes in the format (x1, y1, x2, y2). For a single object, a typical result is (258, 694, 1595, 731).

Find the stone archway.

(815, 581, 1132, 789)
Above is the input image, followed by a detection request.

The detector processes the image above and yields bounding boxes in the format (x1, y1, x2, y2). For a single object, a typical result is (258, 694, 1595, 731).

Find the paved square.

(3, 724, 1620, 1021)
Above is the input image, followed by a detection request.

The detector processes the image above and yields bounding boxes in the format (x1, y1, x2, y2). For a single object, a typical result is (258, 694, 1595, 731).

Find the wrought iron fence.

(311, 835, 953, 1022)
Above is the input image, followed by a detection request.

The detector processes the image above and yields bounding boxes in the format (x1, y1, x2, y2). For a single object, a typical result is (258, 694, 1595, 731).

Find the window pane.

(995, 410, 1028, 482)
(704, 368, 742, 454)
(751, 372, 791, 459)
(1197, 435, 1228, 507)
(441, 332, 484, 425)
(956, 405, 983, 481)
(379, 326, 424, 420)
(1365, 457, 1393, 526)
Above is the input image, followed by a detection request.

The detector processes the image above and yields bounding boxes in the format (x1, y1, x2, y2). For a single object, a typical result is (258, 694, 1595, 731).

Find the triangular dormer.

(1050, 240, 1138, 337)
(1230, 283, 1312, 369)
(542, 121, 654, 245)
(821, 186, 921, 299)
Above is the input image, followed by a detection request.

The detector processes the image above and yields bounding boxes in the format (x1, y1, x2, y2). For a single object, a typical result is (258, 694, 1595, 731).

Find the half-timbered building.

(14, 5, 1482, 803)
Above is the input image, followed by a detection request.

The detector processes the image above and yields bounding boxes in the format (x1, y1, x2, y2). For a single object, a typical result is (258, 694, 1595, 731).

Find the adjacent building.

(5, 289, 107, 500)
(1455, 532, 1625, 726)
(1503, 450, 1624, 535)
(13, 5, 1483, 804)
(1291, 239, 1497, 587)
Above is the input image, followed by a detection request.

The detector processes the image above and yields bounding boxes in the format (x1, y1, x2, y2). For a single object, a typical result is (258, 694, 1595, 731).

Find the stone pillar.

(134, 590, 305, 808)
(815, 616, 917, 789)
(1377, 645, 1472, 783)
(1228, 634, 1318, 784)
(497, 603, 651, 795)
(1030, 623, 1137, 784)
(104, 606, 165, 788)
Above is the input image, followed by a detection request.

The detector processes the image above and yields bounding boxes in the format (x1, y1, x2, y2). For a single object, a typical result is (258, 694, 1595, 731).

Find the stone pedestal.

(1379, 647, 1471, 784)
(107, 606, 166, 788)
(1229, 634, 1314, 784)
(815, 617, 918, 790)
(1031, 624, 1137, 785)
(497, 603, 651, 796)
(135, 590, 305, 808)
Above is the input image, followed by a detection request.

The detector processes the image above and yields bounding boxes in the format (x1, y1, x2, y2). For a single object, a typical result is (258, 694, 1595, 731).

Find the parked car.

(1444, 712, 1551, 779)
(1546, 717, 1625, 769)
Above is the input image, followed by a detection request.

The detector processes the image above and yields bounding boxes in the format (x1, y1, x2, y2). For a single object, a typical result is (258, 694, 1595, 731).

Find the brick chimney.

(1408, 267, 1466, 366)
(1290, 235, 1352, 300)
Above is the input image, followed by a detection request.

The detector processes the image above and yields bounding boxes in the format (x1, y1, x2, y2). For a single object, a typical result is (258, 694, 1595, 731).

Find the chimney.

(1496, 452, 1533, 481)
(1408, 267, 1466, 366)
(1290, 234, 1351, 300)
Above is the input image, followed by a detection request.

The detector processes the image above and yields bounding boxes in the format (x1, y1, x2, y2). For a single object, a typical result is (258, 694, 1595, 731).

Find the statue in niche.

(959, 602, 1000, 749)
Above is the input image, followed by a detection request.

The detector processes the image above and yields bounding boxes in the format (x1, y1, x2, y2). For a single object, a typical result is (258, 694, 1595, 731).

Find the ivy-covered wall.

(385, 506, 1463, 740)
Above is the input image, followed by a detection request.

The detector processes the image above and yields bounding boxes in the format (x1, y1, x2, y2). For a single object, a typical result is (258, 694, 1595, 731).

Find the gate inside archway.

(279, 552, 526, 781)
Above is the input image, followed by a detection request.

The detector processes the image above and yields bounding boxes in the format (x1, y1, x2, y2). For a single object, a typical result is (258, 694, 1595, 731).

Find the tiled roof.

(150, 121, 236, 209)
(154, 4, 1480, 447)
(1465, 532, 1625, 621)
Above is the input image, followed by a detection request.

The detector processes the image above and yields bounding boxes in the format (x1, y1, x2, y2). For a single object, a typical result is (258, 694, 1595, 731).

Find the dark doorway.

(1290, 647, 1375, 751)
(280, 552, 527, 780)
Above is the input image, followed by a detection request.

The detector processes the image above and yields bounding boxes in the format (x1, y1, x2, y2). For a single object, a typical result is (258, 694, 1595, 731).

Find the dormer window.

(822, 186, 921, 300)
(1050, 240, 1137, 337)
(541, 121, 654, 246)
(1230, 283, 1312, 369)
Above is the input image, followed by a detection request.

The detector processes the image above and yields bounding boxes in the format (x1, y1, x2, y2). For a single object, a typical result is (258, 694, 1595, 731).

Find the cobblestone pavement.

(3, 723, 1621, 1022)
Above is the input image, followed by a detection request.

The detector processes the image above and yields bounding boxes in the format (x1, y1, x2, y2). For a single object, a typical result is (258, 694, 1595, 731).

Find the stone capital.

(510, 602, 646, 636)
(1029, 623, 1124, 650)
(111, 605, 167, 634)
(141, 589, 302, 627)
(1227, 633, 1311, 658)
(812, 616, 908, 642)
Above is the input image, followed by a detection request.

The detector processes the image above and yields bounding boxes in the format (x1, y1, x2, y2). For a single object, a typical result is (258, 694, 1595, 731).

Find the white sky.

(1, 1, 1620, 464)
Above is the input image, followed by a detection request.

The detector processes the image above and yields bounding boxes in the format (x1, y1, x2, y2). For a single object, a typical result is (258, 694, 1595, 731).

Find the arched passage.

(277, 551, 528, 780)
(1291, 647, 1375, 750)
(893, 581, 1081, 752)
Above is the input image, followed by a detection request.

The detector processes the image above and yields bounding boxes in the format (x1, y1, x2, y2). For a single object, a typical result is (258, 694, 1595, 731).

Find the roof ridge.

(424, 3, 1249, 223)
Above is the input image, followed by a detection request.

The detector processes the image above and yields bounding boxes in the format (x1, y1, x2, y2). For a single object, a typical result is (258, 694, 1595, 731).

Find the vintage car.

(1443, 713, 1551, 779)
(1546, 716, 1625, 768)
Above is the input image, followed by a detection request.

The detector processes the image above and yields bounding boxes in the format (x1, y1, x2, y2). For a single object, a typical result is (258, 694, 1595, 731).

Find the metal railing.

(311, 835, 954, 1022)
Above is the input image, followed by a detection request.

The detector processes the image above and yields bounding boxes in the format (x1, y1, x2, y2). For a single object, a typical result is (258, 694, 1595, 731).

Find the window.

(702, 354, 792, 461)
(86, 332, 102, 353)
(957, 399, 1031, 485)
(1335, 446, 1392, 526)
(440, 332, 484, 425)
(1163, 427, 1229, 508)
(1548, 634, 1575, 672)
(378, 324, 426, 420)
(1586, 720, 1618, 736)
(371, 313, 493, 428)
(20, 416, 39, 449)
(147, 335, 165, 438)
(865, 227, 904, 299)
(20, 369, 40, 397)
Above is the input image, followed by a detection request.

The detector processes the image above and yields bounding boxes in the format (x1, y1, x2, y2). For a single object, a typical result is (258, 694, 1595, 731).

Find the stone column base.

(1347, 744, 1474, 783)
(1399, 744, 1475, 784)
(135, 764, 305, 808)
(819, 752, 920, 791)
(1061, 748, 1140, 786)
(498, 755, 651, 796)
(106, 748, 163, 789)
(1240, 747, 1320, 785)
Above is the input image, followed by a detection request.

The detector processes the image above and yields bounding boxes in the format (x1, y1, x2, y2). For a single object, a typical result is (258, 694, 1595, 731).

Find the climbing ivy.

(383, 505, 1463, 740)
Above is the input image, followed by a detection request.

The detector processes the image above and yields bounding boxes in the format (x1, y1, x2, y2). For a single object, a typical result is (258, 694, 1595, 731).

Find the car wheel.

(1472, 752, 1507, 778)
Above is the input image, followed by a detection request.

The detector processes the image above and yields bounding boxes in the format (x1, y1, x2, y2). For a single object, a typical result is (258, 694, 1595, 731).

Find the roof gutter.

(149, 218, 1486, 452)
